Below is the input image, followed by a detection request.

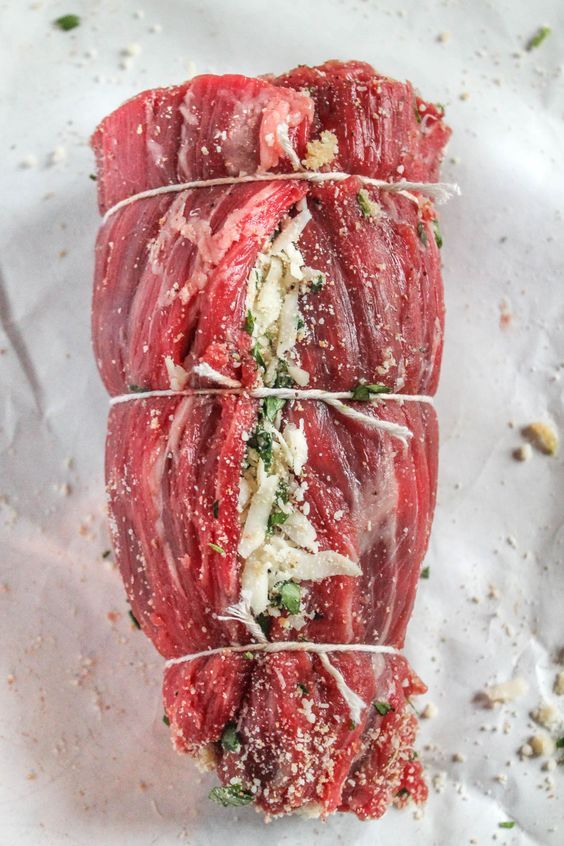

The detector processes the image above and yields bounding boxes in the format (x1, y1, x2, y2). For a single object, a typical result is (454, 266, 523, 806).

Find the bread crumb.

(302, 131, 338, 171)
(485, 677, 527, 705)
(554, 671, 564, 696)
(531, 702, 559, 729)
(452, 752, 466, 763)
(436, 32, 451, 43)
(519, 742, 533, 758)
(529, 733, 555, 757)
(421, 702, 438, 719)
(512, 443, 532, 462)
(522, 421, 558, 455)
(543, 759, 556, 772)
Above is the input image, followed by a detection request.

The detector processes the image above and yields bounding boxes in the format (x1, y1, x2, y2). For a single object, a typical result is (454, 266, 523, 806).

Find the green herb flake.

(263, 396, 286, 423)
(101, 549, 111, 559)
(297, 682, 309, 696)
(209, 783, 254, 807)
(128, 610, 141, 629)
(351, 383, 392, 401)
(162, 714, 170, 727)
(349, 719, 357, 731)
(243, 651, 254, 660)
(555, 737, 564, 749)
(432, 219, 443, 249)
(127, 384, 146, 393)
(417, 222, 428, 246)
(357, 189, 377, 218)
(276, 481, 290, 504)
(414, 103, 422, 123)
(54, 14, 80, 31)
(208, 542, 226, 556)
(247, 427, 273, 470)
(420, 566, 430, 579)
(256, 613, 272, 637)
(89, 173, 97, 181)
(251, 343, 266, 369)
(311, 274, 325, 293)
(273, 360, 294, 389)
(267, 509, 289, 533)
(278, 580, 301, 615)
(373, 700, 394, 716)
(221, 723, 241, 752)
(498, 821, 515, 829)
(526, 26, 551, 51)
(212, 500, 219, 519)
(396, 787, 410, 798)
(243, 310, 254, 335)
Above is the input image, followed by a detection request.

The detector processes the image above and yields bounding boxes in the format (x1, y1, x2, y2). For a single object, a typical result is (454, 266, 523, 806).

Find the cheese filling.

(238, 202, 361, 619)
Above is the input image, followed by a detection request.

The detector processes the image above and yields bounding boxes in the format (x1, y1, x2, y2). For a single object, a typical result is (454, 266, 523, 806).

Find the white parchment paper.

(1, 1, 563, 844)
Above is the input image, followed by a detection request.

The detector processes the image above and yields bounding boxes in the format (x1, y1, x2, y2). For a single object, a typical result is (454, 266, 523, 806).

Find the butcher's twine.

(165, 597, 402, 725)
(101, 168, 448, 721)
(102, 170, 460, 222)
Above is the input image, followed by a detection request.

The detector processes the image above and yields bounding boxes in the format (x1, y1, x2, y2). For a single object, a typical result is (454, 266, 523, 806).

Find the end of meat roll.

(163, 651, 427, 820)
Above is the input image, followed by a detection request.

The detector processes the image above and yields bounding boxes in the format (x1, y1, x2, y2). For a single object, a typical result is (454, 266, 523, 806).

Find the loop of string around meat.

(102, 169, 460, 222)
(111, 365, 435, 445)
(165, 597, 401, 724)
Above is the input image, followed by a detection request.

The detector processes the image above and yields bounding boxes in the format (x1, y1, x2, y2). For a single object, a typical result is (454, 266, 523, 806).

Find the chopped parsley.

(498, 821, 515, 829)
(357, 189, 377, 218)
(555, 737, 564, 749)
(420, 566, 430, 579)
(263, 396, 286, 423)
(373, 700, 394, 716)
(396, 787, 410, 798)
(247, 427, 273, 470)
(526, 26, 551, 51)
(348, 719, 357, 731)
(311, 274, 325, 293)
(127, 384, 146, 393)
(256, 613, 272, 637)
(54, 14, 80, 31)
(297, 682, 309, 695)
(162, 714, 170, 726)
(221, 723, 241, 752)
(251, 343, 266, 370)
(275, 580, 301, 615)
(209, 783, 253, 807)
(275, 480, 290, 504)
(128, 610, 141, 629)
(417, 222, 428, 246)
(243, 310, 254, 335)
(267, 509, 289, 533)
(212, 500, 219, 519)
(414, 103, 422, 123)
(273, 360, 294, 389)
(432, 219, 443, 249)
(243, 651, 254, 660)
(101, 549, 111, 559)
(351, 383, 392, 401)
(208, 542, 226, 556)
(89, 173, 97, 181)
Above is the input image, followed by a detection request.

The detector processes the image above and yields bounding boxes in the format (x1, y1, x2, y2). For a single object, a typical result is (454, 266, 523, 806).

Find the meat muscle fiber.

(92, 60, 450, 820)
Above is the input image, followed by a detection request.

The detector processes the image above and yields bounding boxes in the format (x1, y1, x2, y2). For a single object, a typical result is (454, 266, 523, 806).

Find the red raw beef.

(92, 60, 450, 819)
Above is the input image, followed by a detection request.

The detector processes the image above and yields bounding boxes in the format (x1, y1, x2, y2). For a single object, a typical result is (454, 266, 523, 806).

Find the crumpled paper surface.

(1, 1, 563, 844)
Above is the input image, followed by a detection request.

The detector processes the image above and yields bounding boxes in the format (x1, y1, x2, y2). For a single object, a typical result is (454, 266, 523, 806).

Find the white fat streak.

(238, 465, 279, 559)
(192, 362, 241, 387)
(318, 652, 366, 725)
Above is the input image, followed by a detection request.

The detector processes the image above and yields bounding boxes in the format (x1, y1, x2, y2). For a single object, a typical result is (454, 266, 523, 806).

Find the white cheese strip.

(276, 287, 300, 358)
(192, 362, 242, 387)
(238, 466, 279, 559)
(280, 510, 318, 552)
(282, 420, 308, 475)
